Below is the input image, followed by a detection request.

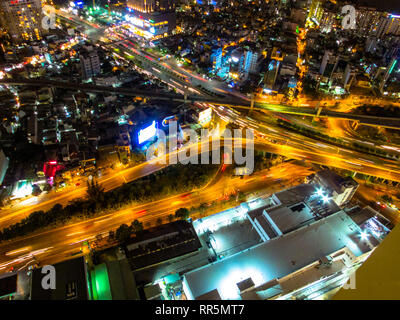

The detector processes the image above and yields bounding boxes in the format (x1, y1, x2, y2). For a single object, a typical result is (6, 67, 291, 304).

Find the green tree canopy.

(175, 207, 190, 220)
(115, 224, 133, 243)
(131, 219, 143, 233)
(86, 179, 105, 202)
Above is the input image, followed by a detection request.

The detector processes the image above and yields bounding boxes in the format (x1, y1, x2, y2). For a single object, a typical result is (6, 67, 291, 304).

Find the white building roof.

(183, 211, 371, 300)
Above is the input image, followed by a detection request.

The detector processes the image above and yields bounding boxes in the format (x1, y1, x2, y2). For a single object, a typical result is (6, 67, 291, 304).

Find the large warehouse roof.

(183, 211, 372, 300)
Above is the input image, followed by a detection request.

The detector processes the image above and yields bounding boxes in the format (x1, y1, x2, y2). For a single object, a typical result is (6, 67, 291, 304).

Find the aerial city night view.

(0, 0, 399, 307)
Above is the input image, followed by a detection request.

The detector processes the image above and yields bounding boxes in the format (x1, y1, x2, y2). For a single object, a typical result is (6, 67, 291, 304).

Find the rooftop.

(315, 170, 358, 194)
(31, 256, 89, 300)
(267, 202, 315, 234)
(183, 211, 371, 300)
(124, 221, 202, 271)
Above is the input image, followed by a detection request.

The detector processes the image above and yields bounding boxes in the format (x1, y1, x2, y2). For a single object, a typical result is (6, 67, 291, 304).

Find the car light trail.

(5, 247, 31, 256)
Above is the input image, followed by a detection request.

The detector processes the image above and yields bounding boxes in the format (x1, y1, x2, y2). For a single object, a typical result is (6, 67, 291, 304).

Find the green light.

(94, 264, 112, 300)
(389, 60, 397, 74)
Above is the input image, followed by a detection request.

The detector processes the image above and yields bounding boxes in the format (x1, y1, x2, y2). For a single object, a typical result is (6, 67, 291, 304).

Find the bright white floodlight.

(360, 231, 369, 241)
(322, 195, 330, 203)
(316, 188, 324, 197)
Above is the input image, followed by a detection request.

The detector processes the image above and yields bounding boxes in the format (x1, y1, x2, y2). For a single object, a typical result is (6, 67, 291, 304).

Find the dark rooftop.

(0, 273, 17, 298)
(124, 221, 202, 271)
(31, 256, 88, 300)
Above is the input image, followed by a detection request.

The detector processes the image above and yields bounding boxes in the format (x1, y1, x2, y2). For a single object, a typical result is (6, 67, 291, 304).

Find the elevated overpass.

(1, 78, 400, 130)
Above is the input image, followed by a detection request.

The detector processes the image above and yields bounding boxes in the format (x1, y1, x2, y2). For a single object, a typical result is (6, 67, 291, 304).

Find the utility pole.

(184, 85, 188, 104)
(249, 92, 254, 115)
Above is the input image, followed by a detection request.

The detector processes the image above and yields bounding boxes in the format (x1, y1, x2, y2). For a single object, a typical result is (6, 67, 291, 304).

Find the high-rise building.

(210, 46, 222, 72)
(126, 0, 174, 13)
(356, 7, 381, 35)
(264, 60, 280, 91)
(330, 60, 352, 89)
(374, 14, 400, 39)
(319, 50, 335, 76)
(386, 14, 400, 35)
(311, 170, 359, 207)
(379, 56, 399, 94)
(240, 51, 259, 75)
(125, 0, 176, 37)
(343, 64, 356, 90)
(0, 0, 44, 42)
(365, 37, 378, 54)
(80, 50, 101, 80)
(319, 10, 336, 33)
(305, 0, 324, 28)
(0, 148, 9, 185)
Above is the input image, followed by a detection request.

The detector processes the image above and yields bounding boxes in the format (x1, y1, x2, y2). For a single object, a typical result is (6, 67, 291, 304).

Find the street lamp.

(360, 231, 369, 241)
(316, 188, 324, 197)
(321, 194, 330, 203)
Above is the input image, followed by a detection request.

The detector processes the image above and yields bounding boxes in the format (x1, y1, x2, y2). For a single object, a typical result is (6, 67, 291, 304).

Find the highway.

(2, 130, 400, 230)
(2, 77, 400, 130)
(0, 158, 168, 227)
(0, 162, 312, 273)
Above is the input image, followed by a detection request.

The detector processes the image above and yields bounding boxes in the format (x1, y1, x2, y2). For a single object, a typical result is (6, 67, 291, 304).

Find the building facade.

(240, 50, 259, 75)
(80, 50, 101, 80)
(126, 0, 175, 13)
(0, 0, 44, 42)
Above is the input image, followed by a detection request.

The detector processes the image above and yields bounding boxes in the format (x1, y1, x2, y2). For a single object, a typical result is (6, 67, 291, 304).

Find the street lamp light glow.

(316, 188, 324, 197)
(360, 231, 369, 241)
(322, 195, 330, 203)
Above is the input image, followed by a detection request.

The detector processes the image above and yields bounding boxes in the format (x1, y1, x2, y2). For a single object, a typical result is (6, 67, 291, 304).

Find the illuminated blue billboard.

(74, 1, 83, 8)
(138, 120, 157, 145)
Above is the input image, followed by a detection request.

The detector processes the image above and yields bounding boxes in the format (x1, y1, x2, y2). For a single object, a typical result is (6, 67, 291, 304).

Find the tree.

(131, 152, 146, 165)
(121, 157, 129, 165)
(381, 195, 393, 203)
(115, 224, 133, 243)
(167, 214, 174, 223)
(131, 219, 143, 233)
(156, 217, 163, 226)
(175, 207, 190, 220)
(86, 179, 105, 202)
(199, 203, 207, 214)
(50, 203, 63, 212)
(0, 188, 9, 207)
(237, 191, 246, 202)
(108, 230, 115, 242)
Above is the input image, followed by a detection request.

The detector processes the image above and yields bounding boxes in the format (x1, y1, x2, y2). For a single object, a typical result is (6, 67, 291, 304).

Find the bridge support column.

(249, 93, 254, 115)
(312, 106, 322, 122)
(352, 121, 360, 130)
